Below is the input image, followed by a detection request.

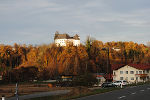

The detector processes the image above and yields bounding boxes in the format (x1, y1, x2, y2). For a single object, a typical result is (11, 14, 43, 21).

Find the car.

(93, 83, 102, 87)
(101, 82, 117, 88)
(113, 80, 128, 86)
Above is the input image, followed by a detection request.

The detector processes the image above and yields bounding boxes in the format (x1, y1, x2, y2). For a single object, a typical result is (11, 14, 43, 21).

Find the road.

(6, 90, 70, 100)
(76, 84, 150, 100)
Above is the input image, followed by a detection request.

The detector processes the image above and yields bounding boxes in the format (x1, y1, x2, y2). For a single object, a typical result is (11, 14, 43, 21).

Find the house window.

(120, 71, 123, 74)
(125, 71, 128, 74)
(131, 77, 134, 80)
(120, 77, 123, 80)
(139, 71, 142, 74)
(143, 71, 145, 74)
(146, 70, 149, 73)
(130, 71, 134, 74)
(114, 72, 116, 75)
(136, 77, 138, 81)
(136, 71, 138, 74)
(140, 77, 143, 80)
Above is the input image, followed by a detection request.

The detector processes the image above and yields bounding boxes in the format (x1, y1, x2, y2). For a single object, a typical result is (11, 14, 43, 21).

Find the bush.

(3, 66, 38, 83)
(73, 73, 97, 87)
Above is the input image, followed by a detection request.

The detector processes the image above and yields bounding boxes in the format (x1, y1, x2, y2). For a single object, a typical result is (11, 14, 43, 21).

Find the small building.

(54, 33, 80, 46)
(96, 73, 106, 84)
(59, 75, 76, 81)
(112, 64, 150, 83)
(61, 75, 73, 81)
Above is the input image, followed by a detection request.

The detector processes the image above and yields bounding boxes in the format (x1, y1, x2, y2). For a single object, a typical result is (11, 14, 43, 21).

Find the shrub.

(73, 73, 97, 87)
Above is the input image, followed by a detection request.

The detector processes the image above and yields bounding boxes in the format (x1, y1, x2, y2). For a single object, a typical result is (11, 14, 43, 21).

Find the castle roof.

(54, 33, 80, 40)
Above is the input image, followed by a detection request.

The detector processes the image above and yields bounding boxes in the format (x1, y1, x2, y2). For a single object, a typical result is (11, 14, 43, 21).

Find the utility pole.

(102, 47, 111, 82)
(106, 47, 111, 82)
(107, 47, 109, 80)
(7, 50, 12, 83)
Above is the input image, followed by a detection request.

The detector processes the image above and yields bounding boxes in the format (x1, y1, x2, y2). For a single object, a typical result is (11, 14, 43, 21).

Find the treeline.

(0, 39, 150, 82)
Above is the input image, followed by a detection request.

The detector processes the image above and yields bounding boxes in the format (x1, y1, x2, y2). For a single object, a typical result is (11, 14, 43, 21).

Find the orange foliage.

(0, 41, 149, 79)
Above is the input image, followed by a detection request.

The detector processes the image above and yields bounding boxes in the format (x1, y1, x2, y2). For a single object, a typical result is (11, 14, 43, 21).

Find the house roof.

(128, 64, 150, 70)
(112, 64, 150, 70)
(111, 64, 125, 70)
(54, 33, 80, 40)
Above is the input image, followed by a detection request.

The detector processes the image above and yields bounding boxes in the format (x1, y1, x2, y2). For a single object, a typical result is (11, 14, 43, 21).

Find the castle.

(54, 33, 80, 46)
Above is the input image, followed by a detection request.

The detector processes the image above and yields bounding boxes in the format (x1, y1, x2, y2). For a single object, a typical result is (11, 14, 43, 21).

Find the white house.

(54, 33, 80, 46)
(112, 64, 150, 83)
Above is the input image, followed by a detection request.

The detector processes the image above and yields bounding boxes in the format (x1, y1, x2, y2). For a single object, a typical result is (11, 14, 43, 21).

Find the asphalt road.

(6, 90, 70, 100)
(76, 84, 150, 100)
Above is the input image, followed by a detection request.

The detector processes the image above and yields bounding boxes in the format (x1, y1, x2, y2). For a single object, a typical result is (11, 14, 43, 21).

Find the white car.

(113, 80, 128, 86)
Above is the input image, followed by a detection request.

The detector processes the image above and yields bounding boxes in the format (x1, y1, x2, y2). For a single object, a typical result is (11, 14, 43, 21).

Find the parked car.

(113, 80, 128, 86)
(93, 83, 102, 87)
(101, 82, 117, 88)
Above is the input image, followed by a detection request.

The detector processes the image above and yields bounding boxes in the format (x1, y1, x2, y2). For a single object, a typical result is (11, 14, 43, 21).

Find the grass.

(26, 87, 121, 100)
(127, 81, 150, 87)
(6, 81, 150, 100)
(0, 82, 70, 98)
(26, 81, 150, 100)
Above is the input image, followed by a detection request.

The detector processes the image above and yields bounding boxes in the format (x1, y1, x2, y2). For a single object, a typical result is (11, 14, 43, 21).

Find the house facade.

(54, 33, 80, 46)
(112, 64, 150, 83)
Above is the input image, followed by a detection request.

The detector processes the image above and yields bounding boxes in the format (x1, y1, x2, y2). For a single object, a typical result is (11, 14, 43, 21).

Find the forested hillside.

(0, 40, 150, 82)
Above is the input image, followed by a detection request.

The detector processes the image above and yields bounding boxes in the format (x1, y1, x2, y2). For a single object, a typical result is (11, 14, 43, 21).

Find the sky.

(0, 0, 150, 45)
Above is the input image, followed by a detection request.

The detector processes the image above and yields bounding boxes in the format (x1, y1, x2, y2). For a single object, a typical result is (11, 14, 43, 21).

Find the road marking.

(118, 96, 126, 99)
(131, 92, 136, 95)
(147, 88, 150, 90)
(130, 86, 137, 88)
(140, 90, 145, 92)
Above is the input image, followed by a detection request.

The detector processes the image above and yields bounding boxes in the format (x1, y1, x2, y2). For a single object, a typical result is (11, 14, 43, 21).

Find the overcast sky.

(0, 0, 150, 45)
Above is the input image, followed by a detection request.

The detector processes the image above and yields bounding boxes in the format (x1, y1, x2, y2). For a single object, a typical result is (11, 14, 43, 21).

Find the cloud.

(0, 0, 150, 45)
(0, 0, 68, 17)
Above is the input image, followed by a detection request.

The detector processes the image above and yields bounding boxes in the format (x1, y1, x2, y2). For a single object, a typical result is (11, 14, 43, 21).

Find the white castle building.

(54, 33, 80, 46)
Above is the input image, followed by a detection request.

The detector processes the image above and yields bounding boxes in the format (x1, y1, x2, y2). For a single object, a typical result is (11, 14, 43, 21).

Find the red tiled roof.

(128, 64, 150, 70)
(111, 64, 125, 70)
(96, 75, 103, 77)
(111, 64, 150, 70)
